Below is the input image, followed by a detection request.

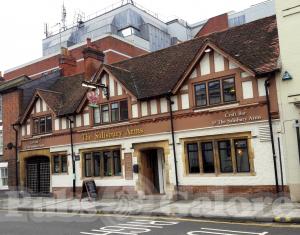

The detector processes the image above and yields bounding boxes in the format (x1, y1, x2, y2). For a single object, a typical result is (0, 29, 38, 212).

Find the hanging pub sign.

(87, 90, 99, 108)
(80, 179, 98, 201)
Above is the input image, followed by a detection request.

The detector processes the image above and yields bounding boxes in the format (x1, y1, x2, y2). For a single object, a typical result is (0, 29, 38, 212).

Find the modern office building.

(42, 0, 276, 55)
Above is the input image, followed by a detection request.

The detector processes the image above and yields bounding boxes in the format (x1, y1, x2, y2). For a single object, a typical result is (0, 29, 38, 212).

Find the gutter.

(264, 75, 280, 193)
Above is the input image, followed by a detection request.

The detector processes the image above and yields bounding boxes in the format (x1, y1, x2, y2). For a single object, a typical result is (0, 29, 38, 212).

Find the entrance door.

(26, 156, 50, 195)
(140, 149, 163, 195)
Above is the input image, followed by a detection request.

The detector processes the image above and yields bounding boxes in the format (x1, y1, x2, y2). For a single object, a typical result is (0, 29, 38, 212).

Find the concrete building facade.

(275, 0, 300, 201)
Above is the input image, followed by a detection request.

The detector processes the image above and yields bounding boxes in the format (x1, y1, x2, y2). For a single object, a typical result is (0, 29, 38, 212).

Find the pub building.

(10, 15, 286, 198)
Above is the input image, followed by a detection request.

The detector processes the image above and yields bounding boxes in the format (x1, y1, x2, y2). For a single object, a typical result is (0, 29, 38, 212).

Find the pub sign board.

(81, 179, 98, 201)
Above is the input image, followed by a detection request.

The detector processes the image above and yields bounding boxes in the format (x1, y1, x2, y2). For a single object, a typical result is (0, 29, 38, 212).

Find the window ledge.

(52, 173, 69, 176)
(83, 176, 123, 180)
(193, 102, 239, 113)
(185, 173, 255, 177)
(0, 186, 8, 190)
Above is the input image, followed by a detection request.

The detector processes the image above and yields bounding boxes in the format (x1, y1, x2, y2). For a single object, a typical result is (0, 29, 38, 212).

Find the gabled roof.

(19, 73, 88, 124)
(37, 89, 64, 114)
(106, 15, 279, 100)
(19, 15, 279, 123)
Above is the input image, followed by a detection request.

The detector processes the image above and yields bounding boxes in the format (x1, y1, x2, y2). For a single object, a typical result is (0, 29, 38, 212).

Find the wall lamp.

(81, 81, 110, 100)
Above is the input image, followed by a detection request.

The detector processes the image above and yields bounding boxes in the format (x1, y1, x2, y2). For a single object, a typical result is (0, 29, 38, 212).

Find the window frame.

(0, 167, 8, 188)
(33, 115, 52, 135)
(82, 148, 122, 178)
(52, 153, 68, 174)
(93, 100, 128, 126)
(194, 76, 237, 108)
(222, 77, 236, 103)
(194, 83, 207, 107)
(184, 133, 253, 176)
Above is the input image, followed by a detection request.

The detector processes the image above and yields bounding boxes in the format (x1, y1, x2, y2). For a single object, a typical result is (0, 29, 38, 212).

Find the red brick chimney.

(59, 47, 77, 76)
(195, 13, 229, 37)
(82, 38, 104, 81)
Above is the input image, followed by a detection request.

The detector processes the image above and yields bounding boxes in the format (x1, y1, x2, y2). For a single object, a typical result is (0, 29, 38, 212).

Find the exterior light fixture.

(81, 81, 110, 100)
(204, 48, 212, 53)
(282, 71, 292, 81)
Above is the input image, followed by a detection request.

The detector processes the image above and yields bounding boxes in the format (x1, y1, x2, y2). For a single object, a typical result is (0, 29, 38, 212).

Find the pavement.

(1, 194, 300, 224)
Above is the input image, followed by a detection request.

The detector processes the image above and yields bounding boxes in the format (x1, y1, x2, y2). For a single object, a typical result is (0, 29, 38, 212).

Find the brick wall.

(4, 36, 147, 80)
(2, 90, 22, 187)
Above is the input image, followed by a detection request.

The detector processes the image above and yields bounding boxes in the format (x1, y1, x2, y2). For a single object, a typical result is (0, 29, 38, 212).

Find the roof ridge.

(36, 88, 63, 95)
(104, 64, 131, 73)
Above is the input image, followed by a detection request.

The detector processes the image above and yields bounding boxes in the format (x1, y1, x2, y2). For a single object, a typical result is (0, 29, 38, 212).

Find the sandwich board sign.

(80, 179, 98, 201)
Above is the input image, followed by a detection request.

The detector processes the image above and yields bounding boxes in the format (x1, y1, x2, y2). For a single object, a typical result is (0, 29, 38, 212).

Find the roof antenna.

(61, 2, 67, 31)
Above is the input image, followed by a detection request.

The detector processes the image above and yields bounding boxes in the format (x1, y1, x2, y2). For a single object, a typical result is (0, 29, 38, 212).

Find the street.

(0, 211, 299, 235)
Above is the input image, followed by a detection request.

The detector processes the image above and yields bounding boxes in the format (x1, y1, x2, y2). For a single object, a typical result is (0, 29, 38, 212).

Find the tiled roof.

(19, 15, 279, 121)
(43, 74, 88, 116)
(110, 15, 279, 99)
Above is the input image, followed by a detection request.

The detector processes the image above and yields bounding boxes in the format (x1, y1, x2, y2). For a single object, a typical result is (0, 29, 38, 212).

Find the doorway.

(26, 156, 50, 195)
(140, 149, 164, 195)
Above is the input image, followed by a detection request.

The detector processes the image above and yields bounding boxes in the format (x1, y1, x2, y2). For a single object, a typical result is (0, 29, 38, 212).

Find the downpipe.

(265, 76, 280, 193)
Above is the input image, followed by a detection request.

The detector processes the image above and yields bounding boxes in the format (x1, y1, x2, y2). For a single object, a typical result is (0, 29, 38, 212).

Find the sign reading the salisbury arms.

(82, 128, 144, 142)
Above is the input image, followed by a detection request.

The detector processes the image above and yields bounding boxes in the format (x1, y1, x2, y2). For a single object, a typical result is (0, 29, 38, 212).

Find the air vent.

(259, 125, 271, 142)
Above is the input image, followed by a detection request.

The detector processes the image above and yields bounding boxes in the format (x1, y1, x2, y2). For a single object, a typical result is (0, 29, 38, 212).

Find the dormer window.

(33, 115, 52, 135)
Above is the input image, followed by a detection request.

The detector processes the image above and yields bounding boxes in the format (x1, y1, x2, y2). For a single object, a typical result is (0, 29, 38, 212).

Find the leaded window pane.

(235, 139, 250, 172)
(218, 140, 233, 173)
(195, 83, 207, 106)
(201, 142, 215, 173)
(208, 80, 221, 105)
(187, 143, 200, 173)
(223, 78, 236, 102)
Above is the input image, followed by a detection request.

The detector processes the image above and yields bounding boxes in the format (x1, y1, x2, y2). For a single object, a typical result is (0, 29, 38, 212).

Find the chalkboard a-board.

(80, 179, 98, 201)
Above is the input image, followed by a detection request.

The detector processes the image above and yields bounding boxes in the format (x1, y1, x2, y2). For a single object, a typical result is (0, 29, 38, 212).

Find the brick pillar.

(82, 38, 104, 81)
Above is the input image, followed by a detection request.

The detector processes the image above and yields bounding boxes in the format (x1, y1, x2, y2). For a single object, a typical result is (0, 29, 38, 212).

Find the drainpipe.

(66, 116, 76, 198)
(12, 123, 20, 194)
(296, 120, 300, 164)
(264, 76, 280, 193)
(167, 94, 179, 197)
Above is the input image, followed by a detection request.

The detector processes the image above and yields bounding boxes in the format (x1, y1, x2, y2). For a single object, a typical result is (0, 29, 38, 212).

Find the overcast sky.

(0, 0, 265, 73)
